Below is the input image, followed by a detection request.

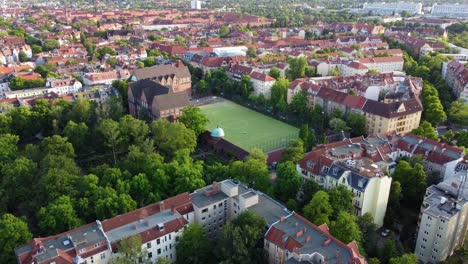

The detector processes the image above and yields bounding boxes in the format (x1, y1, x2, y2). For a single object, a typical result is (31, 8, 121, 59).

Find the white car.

(381, 229, 391, 237)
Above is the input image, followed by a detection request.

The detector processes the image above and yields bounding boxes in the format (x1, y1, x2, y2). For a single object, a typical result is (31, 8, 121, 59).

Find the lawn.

(199, 100, 299, 152)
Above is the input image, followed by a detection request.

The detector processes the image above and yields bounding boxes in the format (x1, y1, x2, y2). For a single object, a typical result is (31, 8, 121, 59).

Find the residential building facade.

(442, 60, 468, 101)
(16, 180, 366, 264)
(415, 176, 468, 263)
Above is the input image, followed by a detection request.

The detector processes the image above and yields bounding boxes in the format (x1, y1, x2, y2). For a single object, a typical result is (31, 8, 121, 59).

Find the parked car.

(381, 229, 391, 237)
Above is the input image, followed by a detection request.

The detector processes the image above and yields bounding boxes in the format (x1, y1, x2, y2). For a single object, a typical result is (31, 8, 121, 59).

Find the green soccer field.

(199, 100, 299, 152)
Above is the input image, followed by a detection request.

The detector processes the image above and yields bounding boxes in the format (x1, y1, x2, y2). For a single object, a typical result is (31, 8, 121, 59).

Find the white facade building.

(415, 176, 468, 263)
(362, 2, 422, 16)
(431, 4, 468, 18)
(190, 0, 202, 10)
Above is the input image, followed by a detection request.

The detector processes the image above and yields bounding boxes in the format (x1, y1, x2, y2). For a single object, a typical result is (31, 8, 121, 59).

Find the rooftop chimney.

(133, 223, 138, 230)
(296, 230, 303, 238)
(323, 238, 331, 246)
(280, 215, 285, 222)
(306, 236, 311, 243)
(160, 201, 165, 211)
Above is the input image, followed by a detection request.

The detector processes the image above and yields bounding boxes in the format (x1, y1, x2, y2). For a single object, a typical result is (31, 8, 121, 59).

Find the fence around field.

(250, 132, 298, 153)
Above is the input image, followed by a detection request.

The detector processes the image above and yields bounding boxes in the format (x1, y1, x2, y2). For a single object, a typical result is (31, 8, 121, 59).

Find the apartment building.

(250, 71, 276, 99)
(297, 136, 393, 227)
(83, 70, 130, 86)
(431, 3, 468, 18)
(264, 212, 365, 264)
(297, 133, 465, 227)
(16, 180, 366, 264)
(315, 57, 404, 77)
(361, 2, 422, 16)
(415, 176, 468, 263)
(391, 134, 465, 181)
(15, 221, 113, 264)
(442, 60, 468, 101)
(362, 98, 422, 135)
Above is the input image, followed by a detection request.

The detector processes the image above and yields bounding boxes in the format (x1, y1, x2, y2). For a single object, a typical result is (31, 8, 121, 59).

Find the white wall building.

(415, 176, 468, 263)
(362, 2, 422, 16)
(431, 4, 468, 18)
(190, 0, 202, 10)
(250, 71, 276, 99)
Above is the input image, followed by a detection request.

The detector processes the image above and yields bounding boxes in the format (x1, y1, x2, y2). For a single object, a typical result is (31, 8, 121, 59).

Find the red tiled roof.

(250, 71, 275, 82)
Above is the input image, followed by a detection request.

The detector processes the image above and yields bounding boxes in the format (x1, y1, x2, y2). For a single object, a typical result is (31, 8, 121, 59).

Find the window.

(148, 252, 153, 259)
(100, 253, 106, 260)
(169, 234, 171, 240)
(157, 239, 160, 245)
(94, 242, 100, 248)
(157, 249, 161, 255)
(218, 202, 223, 207)
(213, 205, 217, 209)
(202, 208, 208, 213)
(147, 242, 151, 249)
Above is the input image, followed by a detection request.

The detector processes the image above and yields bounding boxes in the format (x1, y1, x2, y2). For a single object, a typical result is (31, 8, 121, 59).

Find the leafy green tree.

(0, 214, 32, 264)
(113, 235, 150, 264)
(357, 213, 378, 256)
(151, 119, 197, 157)
(68, 98, 96, 126)
(381, 236, 399, 263)
(270, 79, 289, 112)
(0, 115, 11, 134)
(98, 119, 122, 164)
(31, 44, 42, 54)
(195, 79, 209, 95)
(42, 39, 60, 51)
(303, 190, 333, 225)
(421, 82, 446, 126)
(275, 161, 302, 203)
(96, 46, 117, 59)
(40, 135, 75, 159)
(280, 139, 304, 163)
(219, 26, 230, 38)
(330, 211, 362, 245)
(269, 66, 281, 79)
(288, 90, 308, 116)
(346, 113, 366, 136)
(411, 121, 438, 141)
(63, 121, 89, 154)
(9, 76, 26, 90)
(112, 80, 129, 112)
(18, 50, 28, 62)
(329, 185, 354, 219)
(94, 187, 137, 219)
(455, 131, 468, 148)
(448, 99, 468, 126)
(393, 161, 427, 206)
(369, 258, 381, 264)
(0, 133, 19, 161)
(239, 75, 254, 98)
(389, 254, 418, 264)
(329, 117, 349, 132)
(8, 106, 36, 139)
(1, 157, 37, 211)
(119, 115, 149, 150)
(388, 181, 402, 210)
(230, 157, 271, 194)
(176, 224, 213, 264)
(37, 195, 83, 235)
(286, 57, 307, 80)
(166, 149, 205, 195)
(247, 46, 256, 58)
(217, 211, 266, 263)
(179, 107, 209, 136)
